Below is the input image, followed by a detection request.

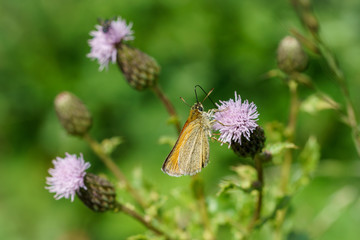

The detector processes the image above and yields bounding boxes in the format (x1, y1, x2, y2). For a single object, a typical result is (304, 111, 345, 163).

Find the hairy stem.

(275, 80, 299, 239)
(115, 202, 173, 240)
(291, 0, 360, 156)
(151, 84, 181, 133)
(316, 40, 360, 156)
(83, 133, 147, 208)
(249, 154, 264, 230)
(281, 80, 298, 193)
(191, 175, 215, 240)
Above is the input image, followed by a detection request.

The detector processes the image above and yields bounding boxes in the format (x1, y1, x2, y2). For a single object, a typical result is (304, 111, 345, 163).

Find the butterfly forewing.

(178, 124, 209, 175)
(162, 104, 212, 177)
(161, 120, 191, 176)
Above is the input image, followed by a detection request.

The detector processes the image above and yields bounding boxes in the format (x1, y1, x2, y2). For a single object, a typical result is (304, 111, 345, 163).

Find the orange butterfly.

(162, 86, 214, 177)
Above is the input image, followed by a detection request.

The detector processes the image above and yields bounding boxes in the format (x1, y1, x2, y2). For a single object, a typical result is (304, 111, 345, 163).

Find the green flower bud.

(231, 126, 266, 158)
(54, 92, 92, 136)
(295, 0, 319, 34)
(303, 12, 319, 34)
(77, 173, 116, 212)
(277, 36, 308, 74)
(117, 43, 160, 91)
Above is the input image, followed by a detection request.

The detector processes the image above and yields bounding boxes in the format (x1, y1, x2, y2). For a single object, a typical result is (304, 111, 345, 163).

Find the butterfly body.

(162, 102, 213, 177)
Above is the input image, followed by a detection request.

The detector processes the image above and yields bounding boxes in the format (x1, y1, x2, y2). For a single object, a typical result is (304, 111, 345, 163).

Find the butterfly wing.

(178, 123, 210, 176)
(161, 120, 193, 177)
(162, 116, 211, 177)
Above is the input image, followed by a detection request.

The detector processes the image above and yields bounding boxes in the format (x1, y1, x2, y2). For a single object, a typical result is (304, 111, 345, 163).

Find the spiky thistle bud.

(54, 92, 92, 136)
(77, 173, 116, 212)
(277, 36, 308, 74)
(116, 43, 160, 91)
(231, 126, 266, 158)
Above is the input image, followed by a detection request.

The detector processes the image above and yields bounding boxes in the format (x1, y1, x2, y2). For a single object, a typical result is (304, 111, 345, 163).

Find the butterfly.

(162, 86, 215, 177)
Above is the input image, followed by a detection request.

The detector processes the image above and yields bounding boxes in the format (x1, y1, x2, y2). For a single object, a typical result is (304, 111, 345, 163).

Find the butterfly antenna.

(180, 97, 191, 108)
(194, 85, 216, 107)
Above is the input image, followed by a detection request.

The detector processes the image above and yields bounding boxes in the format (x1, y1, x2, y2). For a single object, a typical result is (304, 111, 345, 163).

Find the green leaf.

(217, 180, 237, 196)
(265, 142, 297, 164)
(256, 196, 292, 228)
(101, 136, 124, 155)
(231, 165, 257, 189)
(298, 136, 320, 175)
(293, 136, 320, 188)
(265, 142, 297, 156)
(300, 94, 340, 115)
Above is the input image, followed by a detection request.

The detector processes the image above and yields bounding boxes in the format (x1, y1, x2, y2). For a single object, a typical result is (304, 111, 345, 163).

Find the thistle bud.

(117, 43, 160, 91)
(296, 0, 319, 34)
(77, 173, 116, 212)
(54, 92, 92, 136)
(231, 126, 266, 158)
(277, 36, 308, 74)
(302, 12, 319, 34)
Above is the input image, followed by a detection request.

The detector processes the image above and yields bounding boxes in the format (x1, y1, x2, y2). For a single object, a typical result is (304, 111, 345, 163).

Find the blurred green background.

(1, 0, 360, 239)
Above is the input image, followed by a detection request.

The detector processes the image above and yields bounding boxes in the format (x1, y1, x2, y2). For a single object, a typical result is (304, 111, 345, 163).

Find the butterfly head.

(187, 102, 204, 121)
(192, 102, 204, 112)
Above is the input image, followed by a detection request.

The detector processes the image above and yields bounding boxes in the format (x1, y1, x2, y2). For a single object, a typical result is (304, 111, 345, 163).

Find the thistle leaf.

(300, 94, 340, 115)
(101, 136, 124, 155)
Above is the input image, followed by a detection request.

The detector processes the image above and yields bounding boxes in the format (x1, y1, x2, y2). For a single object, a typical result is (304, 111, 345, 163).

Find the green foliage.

(300, 94, 340, 115)
(101, 136, 124, 155)
(1, 0, 360, 240)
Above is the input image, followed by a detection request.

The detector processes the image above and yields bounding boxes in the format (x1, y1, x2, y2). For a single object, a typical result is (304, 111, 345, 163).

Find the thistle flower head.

(87, 17, 134, 71)
(213, 92, 259, 147)
(46, 153, 90, 202)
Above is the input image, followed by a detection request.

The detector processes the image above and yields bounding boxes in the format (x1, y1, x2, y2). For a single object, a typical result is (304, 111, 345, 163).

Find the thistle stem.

(316, 40, 360, 156)
(83, 133, 147, 208)
(281, 80, 298, 193)
(191, 175, 215, 240)
(249, 154, 264, 230)
(115, 202, 173, 240)
(291, 0, 360, 157)
(275, 79, 299, 239)
(151, 84, 181, 133)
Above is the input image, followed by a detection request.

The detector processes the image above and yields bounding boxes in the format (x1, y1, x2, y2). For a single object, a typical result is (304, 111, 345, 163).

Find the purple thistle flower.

(87, 17, 134, 71)
(46, 153, 90, 202)
(213, 92, 259, 147)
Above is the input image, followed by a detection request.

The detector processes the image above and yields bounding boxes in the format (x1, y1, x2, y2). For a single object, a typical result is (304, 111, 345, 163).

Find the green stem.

(316, 41, 360, 156)
(281, 80, 298, 193)
(115, 202, 173, 240)
(276, 80, 299, 239)
(249, 154, 264, 230)
(151, 84, 181, 133)
(191, 175, 215, 240)
(83, 133, 147, 208)
(291, 1, 360, 156)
